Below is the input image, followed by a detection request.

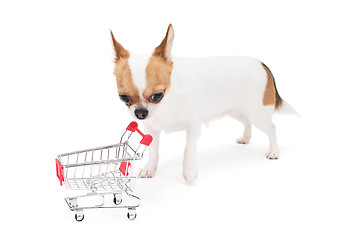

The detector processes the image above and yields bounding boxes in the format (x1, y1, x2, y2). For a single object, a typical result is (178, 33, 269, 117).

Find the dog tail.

(261, 62, 298, 116)
(276, 100, 299, 116)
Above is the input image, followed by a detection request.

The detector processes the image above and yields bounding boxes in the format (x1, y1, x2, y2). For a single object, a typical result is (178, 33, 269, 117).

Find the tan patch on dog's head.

(143, 56, 172, 100)
(143, 24, 174, 101)
(111, 30, 140, 107)
(262, 63, 282, 109)
(114, 59, 141, 106)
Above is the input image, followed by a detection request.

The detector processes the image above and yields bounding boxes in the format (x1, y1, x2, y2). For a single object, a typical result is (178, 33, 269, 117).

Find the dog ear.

(110, 30, 129, 62)
(153, 24, 174, 61)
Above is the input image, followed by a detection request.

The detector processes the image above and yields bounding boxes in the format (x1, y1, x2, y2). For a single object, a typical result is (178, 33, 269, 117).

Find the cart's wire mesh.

(58, 138, 144, 192)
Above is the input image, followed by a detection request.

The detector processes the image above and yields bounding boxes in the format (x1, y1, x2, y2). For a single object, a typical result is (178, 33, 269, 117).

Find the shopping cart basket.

(55, 121, 152, 221)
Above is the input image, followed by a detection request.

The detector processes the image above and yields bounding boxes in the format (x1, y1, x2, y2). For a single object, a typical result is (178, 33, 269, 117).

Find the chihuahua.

(110, 24, 295, 183)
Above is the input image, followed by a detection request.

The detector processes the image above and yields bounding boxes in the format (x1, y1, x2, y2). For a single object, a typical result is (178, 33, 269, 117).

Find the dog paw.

(266, 151, 279, 160)
(183, 167, 198, 184)
(236, 136, 250, 144)
(139, 164, 157, 178)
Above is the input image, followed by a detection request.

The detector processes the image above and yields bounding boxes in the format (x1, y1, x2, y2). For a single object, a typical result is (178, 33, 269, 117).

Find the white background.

(1, 0, 359, 239)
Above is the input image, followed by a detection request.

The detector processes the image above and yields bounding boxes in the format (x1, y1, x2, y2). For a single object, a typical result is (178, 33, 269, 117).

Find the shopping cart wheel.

(127, 209, 137, 220)
(75, 212, 84, 222)
(113, 194, 122, 205)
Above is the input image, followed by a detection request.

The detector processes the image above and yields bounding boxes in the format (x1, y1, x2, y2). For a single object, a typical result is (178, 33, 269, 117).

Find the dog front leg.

(183, 126, 201, 184)
(140, 128, 160, 178)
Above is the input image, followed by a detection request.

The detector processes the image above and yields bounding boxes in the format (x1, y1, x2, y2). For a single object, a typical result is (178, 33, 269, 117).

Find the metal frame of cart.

(56, 122, 152, 221)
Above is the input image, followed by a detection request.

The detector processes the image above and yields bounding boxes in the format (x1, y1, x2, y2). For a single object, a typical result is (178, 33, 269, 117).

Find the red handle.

(126, 121, 153, 146)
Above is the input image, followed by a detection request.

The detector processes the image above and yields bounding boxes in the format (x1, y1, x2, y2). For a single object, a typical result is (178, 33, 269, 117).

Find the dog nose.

(134, 108, 148, 120)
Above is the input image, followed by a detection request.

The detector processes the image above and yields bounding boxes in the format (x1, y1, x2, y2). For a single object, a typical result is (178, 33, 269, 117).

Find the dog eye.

(119, 95, 131, 103)
(149, 92, 164, 103)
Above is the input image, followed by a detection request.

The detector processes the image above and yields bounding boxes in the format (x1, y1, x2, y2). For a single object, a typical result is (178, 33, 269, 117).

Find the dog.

(110, 24, 296, 183)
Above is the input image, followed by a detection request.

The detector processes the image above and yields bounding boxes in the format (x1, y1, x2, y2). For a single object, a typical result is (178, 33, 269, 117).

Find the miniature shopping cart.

(55, 121, 152, 221)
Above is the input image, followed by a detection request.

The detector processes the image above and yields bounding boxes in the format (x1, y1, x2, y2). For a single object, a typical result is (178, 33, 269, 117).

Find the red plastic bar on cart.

(126, 121, 153, 146)
(56, 158, 64, 186)
(119, 162, 131, 176)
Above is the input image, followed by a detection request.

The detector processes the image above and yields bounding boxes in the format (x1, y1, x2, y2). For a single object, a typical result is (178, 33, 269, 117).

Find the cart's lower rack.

(65, 191, 140, 221)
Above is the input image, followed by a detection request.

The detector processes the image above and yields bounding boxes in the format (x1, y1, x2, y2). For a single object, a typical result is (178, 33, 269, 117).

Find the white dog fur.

(111, 24, 295, 183)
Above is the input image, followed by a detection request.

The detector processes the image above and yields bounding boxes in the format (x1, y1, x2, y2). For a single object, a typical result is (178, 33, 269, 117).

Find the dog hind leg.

(249, 108, 279, 159)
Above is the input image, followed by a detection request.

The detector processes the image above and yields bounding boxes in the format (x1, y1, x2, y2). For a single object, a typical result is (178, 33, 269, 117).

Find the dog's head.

(111, 24, 174, 120)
